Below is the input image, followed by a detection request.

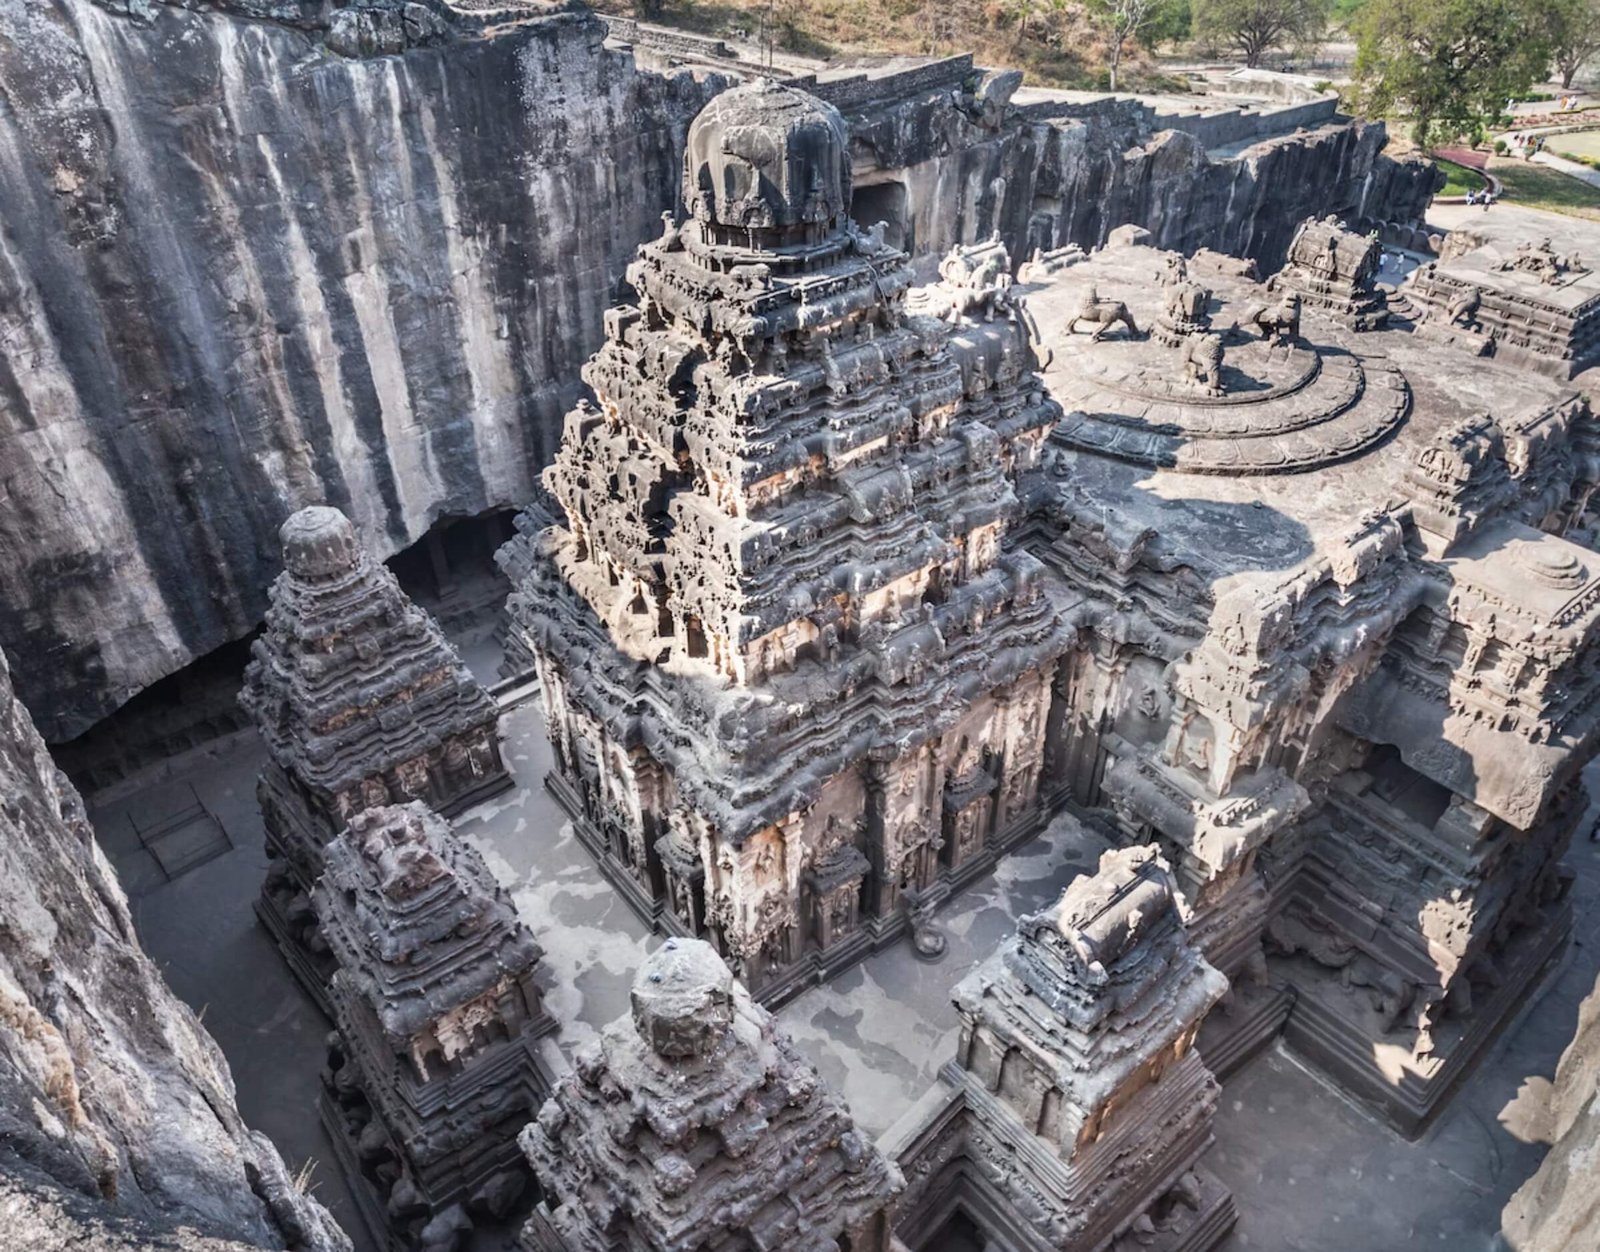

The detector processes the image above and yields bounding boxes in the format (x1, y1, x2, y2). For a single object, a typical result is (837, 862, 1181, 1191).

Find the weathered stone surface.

(1270, 214, 1389, 330)
(1020, 230, 1600, 1134)
(1501, 968, 1600, 1252)
(0, 642, 347, 1249)
(0, 0, 1433, 743)
(503, 81, 1074, 1002)
(1403, 234, 1600, 379)
(883, 846, 1233, 1252)
(317, 802, 552, 1249)
(520, 937, 902, 1252)
(0, 0, 719, 741)
(241, 505, 504, 1006)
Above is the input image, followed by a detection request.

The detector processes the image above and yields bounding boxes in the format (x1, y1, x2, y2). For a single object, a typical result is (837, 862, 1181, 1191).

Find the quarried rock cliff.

(1501, 971, 1600, 1251)
(0, 0, 716, 739)
(0, 641, 348, 1250)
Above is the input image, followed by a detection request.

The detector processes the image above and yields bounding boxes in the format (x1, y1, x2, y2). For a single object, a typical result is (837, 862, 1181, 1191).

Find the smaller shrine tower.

(521, 937, 903, 1252)
(318, 802, 553, 1249)
(241, 505, 507, 1006)
(884, 845, 1234, 1251)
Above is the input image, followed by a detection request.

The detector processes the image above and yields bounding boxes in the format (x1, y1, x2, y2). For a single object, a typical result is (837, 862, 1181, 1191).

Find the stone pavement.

(85, 693, 1600, 1252)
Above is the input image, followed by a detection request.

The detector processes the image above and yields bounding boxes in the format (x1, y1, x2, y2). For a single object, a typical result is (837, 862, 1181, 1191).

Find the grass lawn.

(1551, 129, 1600, 161)
(1488, 158, 1600, 222)
(1432, 157, 1487, 196)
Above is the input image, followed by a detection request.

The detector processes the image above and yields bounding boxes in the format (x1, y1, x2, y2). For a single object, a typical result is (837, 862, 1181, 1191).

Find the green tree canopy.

(1138, 0, 1195, 48)
(1352, 0, 1556, 146)
(1087, 0, 1164, 87)
(1549, 0, 1600, 87)
(1193, 0, 1330, 66)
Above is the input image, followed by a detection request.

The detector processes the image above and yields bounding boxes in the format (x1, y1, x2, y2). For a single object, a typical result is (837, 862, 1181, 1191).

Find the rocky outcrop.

(839, 76, 1437, 272)
(1501, 972, 1600, 1252)
(0, 647, 348, 1247)
(0, 0, 719, 740)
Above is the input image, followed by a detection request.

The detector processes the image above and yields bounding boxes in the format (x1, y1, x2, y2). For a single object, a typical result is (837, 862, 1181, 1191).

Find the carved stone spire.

(885, 846, 1234, 1252)
(318, 802, 553, 1249)
(241, 505, 507, 1007)
(520, 937, 903, 1252)
(500, 81, 1070, 1001)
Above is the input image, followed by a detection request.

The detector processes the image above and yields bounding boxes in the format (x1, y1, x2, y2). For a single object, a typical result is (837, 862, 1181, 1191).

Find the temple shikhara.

(317, 803, 554, 1248)
(886, 846, 1234, 1251)
(242, 505, 509, 1008)
(520, 937, 903, 1252)
(503, 80, 1073, 1002)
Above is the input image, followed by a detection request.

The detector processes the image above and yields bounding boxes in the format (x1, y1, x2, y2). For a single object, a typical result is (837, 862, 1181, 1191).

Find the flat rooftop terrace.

(1019, 240, 1583, 582)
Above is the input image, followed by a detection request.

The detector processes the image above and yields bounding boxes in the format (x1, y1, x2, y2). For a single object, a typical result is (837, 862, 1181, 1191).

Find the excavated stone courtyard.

(5, 3, 1600, 1251)
(92, 687, 1600, 1251)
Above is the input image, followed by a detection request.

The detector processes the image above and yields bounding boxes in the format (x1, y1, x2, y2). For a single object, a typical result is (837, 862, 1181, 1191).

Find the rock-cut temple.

(504, 77, 1600, 1172)
(504, 80, 1075, 1003)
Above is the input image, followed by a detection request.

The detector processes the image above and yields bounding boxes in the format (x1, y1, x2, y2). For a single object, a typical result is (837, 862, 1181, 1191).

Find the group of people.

(1465, 186, 1498, 208)
(1511, 131, 1547, 155)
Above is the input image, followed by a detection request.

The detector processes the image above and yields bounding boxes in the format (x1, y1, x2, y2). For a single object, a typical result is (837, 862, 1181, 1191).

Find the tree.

(1193, 0, 1331, 67)
(1089, 0, 1162, 88)
(1549, 0, 1600, 87)
(1139, 0, 1195, 49)
(1351, 0, 1556, 146)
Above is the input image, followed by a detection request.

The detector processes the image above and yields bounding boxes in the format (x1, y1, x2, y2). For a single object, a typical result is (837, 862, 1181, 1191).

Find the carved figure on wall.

(1494, 238, 1587, 284)
(1446, 285, 1483, 329)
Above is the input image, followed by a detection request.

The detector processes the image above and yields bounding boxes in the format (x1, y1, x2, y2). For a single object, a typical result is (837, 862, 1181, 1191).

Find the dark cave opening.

(52, 506, 520, 795)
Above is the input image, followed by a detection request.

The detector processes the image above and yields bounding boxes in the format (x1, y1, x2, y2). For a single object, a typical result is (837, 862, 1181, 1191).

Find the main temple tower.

(502, 80, 1071, 1000)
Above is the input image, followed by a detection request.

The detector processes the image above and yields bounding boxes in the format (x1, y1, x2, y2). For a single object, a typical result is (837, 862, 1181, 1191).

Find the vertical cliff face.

(1501, 973, 1600, 1252)
(0, 644, 348, 1249)
(0, 0, 717, 740)
(848, 90, 1432, 278)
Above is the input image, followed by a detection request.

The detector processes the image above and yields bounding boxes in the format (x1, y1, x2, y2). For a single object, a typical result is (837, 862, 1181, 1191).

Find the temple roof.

(522, 938, 901, 1250)
(239, 506, 499, 795)
(684, 80, 851, 236)
(316, 802, 542, 1044)
(955, 846, 1227, 1113)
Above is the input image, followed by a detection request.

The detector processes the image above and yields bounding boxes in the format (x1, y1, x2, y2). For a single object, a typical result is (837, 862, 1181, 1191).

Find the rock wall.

(0, 0, 717, 740)
(844, 83, 1436, 275)
(0, 644, 348, 1249)
(0, 0, 1433, 742)
(1501, 971, 1600, 1252)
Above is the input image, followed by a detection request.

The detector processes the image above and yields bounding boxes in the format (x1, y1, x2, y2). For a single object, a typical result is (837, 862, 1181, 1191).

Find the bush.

(1494, 138, 1508, 154)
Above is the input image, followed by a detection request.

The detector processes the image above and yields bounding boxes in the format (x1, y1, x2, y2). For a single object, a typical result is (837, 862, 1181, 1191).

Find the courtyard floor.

(82, 684, 1600, 1252)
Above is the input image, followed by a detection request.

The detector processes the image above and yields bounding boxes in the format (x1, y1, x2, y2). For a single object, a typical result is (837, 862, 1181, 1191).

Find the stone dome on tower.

(280, 505, 361, 581)
(683, 79, 851, 238)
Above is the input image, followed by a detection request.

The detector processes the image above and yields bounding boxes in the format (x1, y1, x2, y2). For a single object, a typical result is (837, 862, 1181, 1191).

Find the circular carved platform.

(1047, 325, 1412, 475)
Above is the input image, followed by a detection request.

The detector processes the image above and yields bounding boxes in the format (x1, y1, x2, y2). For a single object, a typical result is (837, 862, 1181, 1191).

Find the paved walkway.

(1532, 149, 1600, 189)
